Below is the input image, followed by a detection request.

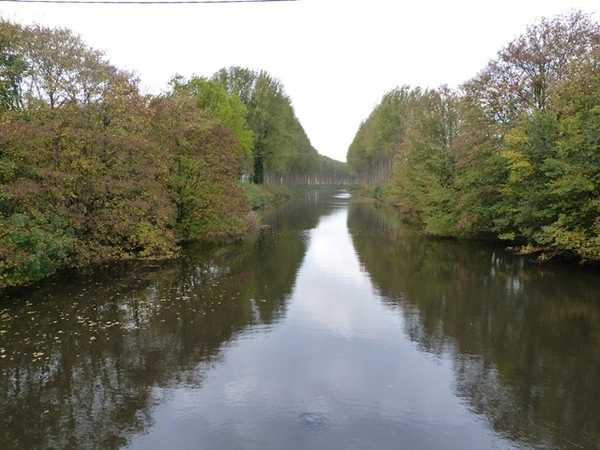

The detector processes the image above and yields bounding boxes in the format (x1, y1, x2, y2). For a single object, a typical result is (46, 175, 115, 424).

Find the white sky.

(2, 0, 599, 162)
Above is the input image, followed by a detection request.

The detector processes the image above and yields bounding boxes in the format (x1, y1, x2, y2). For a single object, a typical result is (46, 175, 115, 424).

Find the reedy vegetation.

(0, 20, 350, 289)
(347, 10, 600, 262)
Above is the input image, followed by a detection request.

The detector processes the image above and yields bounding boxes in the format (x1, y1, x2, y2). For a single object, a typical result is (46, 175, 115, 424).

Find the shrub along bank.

(346, 10, 600, 263)
(0, 20, 346, 290)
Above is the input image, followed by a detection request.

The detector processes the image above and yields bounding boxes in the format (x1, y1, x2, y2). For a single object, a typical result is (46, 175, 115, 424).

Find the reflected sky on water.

(1, 190, 599, 450)
(127, 196, 519, 450)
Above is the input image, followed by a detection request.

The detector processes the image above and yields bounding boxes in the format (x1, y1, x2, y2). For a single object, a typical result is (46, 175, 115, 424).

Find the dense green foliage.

(0, 21, 179, 287)
(212, 67, 352, 185)
(0, 20, 347, 289)
(347, 10, 600, 262)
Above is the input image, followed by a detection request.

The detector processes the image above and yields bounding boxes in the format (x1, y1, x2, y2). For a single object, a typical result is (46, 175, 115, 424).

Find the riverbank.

(243, 183, 341, 209)
(0, 184, 341, 292)
(349, 183, 600, 265)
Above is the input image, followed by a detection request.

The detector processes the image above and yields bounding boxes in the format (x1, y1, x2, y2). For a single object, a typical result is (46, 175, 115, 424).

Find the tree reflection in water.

(0, 195, 324, 450)
(348, 200, 600, 450)
(1, 194, 599, 450)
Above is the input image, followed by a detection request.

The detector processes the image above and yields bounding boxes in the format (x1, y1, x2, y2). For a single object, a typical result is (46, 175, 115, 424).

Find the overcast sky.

(2, 0, 600, 162)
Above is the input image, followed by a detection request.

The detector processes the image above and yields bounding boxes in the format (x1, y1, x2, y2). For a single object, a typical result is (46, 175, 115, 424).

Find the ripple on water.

(298, 411, 330, 432)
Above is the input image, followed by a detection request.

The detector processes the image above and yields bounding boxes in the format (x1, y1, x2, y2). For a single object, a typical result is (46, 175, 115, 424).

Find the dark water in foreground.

(1, 190, 600, 450)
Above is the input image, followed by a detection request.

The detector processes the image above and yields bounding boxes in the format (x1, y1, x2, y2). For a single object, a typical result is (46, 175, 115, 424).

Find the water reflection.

(0, 193, 333, 450)
(347, 200, 600, 450)
(1, 192, 599, 450)
(127, 195, 517, 450)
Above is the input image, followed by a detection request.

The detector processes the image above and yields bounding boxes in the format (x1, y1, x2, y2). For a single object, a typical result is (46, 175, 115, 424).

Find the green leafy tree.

(213, 67, 317, 185)
(463, 10, 600, 126)
(347, 86, 420, 184)
(0, 20, 26, 113)
(149, 92, 251, 241)
(169, 75, 254, 158)
(0, 21, 178, 287)
(467, 10, 600, 259)
(345, 9, 600, 262)
(498, 49, 600, 260)
(388, 87, 460, 235)
(450, 92, 506, 237)
(495, 112, 561, 242)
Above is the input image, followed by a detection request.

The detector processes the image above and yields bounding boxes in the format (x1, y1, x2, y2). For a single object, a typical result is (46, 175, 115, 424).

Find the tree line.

(347, 10, 600, 263)
(0, 19, 351, 289)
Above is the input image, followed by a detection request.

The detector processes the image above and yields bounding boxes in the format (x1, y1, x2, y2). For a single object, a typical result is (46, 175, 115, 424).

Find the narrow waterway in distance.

(1, 190, 599, 449)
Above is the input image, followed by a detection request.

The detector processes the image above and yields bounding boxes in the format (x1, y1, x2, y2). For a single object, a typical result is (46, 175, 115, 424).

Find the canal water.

(1, 190, 600, 449)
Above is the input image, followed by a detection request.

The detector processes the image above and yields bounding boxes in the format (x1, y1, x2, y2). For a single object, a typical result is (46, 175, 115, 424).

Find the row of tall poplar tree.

(0, 19, 348, 288)
(347, 10, 600, 263)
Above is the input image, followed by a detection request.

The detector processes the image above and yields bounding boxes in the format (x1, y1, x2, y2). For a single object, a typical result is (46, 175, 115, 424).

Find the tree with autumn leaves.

(0, 19, 352, 289)
(149, 78, 252, 242)
(1, 20, 345, 289)
(347, 10, 600, 262)
(0, 21, 176, 286)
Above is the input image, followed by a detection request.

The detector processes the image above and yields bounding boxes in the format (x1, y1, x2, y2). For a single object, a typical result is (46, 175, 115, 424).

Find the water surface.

(1, 191, 599, 449)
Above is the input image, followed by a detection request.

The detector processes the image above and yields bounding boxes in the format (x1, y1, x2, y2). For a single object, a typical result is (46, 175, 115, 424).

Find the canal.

(1, 190, 599, 449)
